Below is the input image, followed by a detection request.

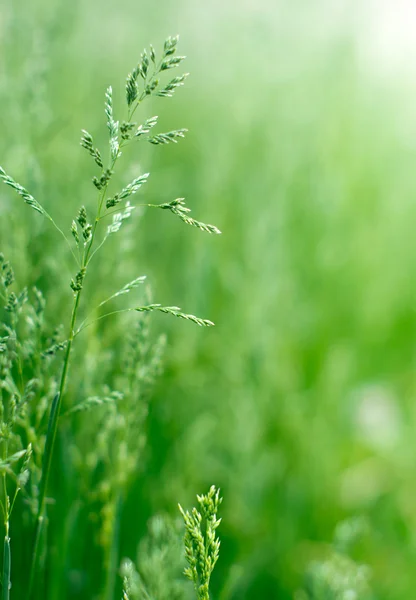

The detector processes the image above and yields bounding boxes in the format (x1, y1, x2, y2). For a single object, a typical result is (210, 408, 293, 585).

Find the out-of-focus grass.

(2, 1, 416, 598)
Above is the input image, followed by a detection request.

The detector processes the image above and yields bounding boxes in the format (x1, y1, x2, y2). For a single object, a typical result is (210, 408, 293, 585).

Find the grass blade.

(27, 392, 61, 600)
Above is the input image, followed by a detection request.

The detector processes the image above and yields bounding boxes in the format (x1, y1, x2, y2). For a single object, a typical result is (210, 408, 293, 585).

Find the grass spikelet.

(62, 391, 123, 417)
(105, 86, 119, 160)
(155, 198, 221, 233)
(160, 56, 186, 71)
(126, 73, 139, 106)
(106, 174, 149, 209)
(138, 49, 149, 79)
(156, 74, 189, 98)
(148, 129, 188, 145)
(135, 304, 215, 327)
(0, 167, 45, 215)
(108, 276, 147, 300)
(120, 559, 140, 600)
(179, 486, 223, 600)
(80, 130, 104, 168)
(135, 116, 158, 138)
(163, 35, 179, 56)
(106, 202, 135, 235)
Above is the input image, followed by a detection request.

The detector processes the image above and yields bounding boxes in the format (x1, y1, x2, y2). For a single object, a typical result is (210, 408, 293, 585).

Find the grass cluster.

(2, 1, 416, 599)
(0, 34, 222, 600)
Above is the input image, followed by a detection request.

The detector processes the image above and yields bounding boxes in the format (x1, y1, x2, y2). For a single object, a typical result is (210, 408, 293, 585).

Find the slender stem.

(2, 426, 10, 600)
(26, 80, 150, 598)
(44, 211, 79, 266)
(0, 310, 6, 600)
(2, 528, 10, 600)
(104, 492, 123, 600)
(9, 488, 19, 517)
(26, 130, 127, 600)
(99, 202, 156, 221)
(75, 308, 134, 337)
(27, 291, 81, 600)
(85, 234, 108, 265)
(2, 464, 10, 600)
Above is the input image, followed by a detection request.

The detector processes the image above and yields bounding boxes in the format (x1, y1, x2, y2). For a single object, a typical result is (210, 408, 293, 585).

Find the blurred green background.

(2, 0, 416, 598)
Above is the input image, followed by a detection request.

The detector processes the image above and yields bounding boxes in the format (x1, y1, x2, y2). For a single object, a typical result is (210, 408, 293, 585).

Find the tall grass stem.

(2, 533, 10, 600)
(27, 289, 82, 599)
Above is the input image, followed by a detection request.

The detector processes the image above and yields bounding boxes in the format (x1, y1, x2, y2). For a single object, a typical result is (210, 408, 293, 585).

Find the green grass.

(1, 28, 224, 600)
(2, 1, 416, 598)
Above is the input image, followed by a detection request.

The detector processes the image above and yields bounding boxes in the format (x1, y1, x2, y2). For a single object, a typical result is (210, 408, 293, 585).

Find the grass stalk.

(3, 35, 212, 599)
(27, 292, 81, 599)
(27, 137, 123, 600)
(104, 491, 123, 600)
(2, 426, 10, 600)
(2, 526, 10, 600)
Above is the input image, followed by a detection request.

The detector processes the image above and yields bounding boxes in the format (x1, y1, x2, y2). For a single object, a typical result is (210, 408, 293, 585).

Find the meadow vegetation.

(1, 1, 416, 599)
(1, 29, 221, 600)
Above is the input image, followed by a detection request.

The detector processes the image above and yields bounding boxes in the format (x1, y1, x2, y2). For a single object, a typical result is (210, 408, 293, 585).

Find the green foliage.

(121, 515, 193, 600)
(0, 31, 220, 600)
(2, 2, 416, 599)
(297, 519, 373, 600)
(300, 554, 372, 600)
(62, 390, 123, 417)
(0, 257, 66, 600)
